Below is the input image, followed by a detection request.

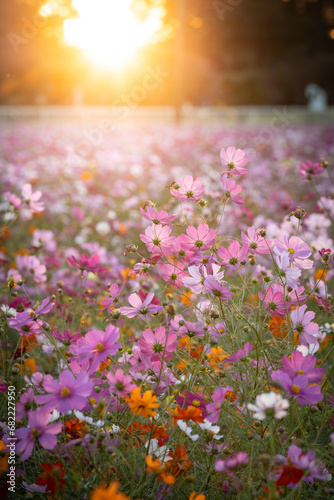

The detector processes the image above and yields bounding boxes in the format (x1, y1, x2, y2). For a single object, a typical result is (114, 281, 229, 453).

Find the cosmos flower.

(124, 387, 160, 418)
(221, 174, 243, 205)
(35, 369, 93, 413)
(170, 175, 205, 202)
(179, 223, 216, 252)
(247, 392, 289, 420)
(119, 292, 163, 319)
(220, 146, 248, 175)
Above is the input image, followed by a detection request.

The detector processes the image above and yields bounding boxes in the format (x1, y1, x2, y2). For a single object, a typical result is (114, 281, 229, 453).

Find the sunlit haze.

(41, 0, 166, 71)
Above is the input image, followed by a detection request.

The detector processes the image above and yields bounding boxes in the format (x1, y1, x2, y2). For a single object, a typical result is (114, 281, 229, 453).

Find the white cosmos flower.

(198, 419, 224, 440)
(247, 392, 289, 420)
(177, 420, 200, 441)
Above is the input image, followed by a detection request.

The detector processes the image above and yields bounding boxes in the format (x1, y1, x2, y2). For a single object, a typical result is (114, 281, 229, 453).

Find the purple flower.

(16, 410, 62, 460)
(280, 351, 325, 383)
(226, 342, 253, 362)
(206, 386, 237, 423)
(271, 371, 323, 406)
(16, 388, 35, 421)
(291, 305, 320, 346)
(35, 369, 93, 413)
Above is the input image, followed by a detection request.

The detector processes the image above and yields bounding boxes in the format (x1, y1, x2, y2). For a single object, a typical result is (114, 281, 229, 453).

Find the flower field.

(0, 122, 333, 499)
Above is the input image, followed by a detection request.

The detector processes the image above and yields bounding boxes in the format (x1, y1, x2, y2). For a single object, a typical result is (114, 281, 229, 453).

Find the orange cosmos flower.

(124, 387, 160, 418)
(207, 346, 228, 367)
(269, 316, 288, 339)
(91, 481, 130, 500)
(314, 268, 327, 282)
(181, 290, 193, 306)
(172, 405, 205, 424)
(167, 445, 193, 477)
(189, 493, 206, 500)
(145, 456, 175, 485)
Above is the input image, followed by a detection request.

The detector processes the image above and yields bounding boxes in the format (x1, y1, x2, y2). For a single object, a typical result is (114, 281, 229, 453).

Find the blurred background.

(0, 0, 333, 110)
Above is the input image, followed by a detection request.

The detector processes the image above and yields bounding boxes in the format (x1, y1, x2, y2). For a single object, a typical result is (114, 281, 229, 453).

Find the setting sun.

(41, 0, 166, 71)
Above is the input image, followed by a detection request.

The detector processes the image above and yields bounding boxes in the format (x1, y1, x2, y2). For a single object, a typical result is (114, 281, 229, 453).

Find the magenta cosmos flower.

(226, 342, 253, 362)
(221, 174, 243, 205)
(16, 410, 62, 461)
(299, 161, 323, 180)
(258, 286, 287, 317)
(70, 324, 121, 374)
(107, 369, 136, 398)
(220, 146, 248, 175)
(206, 386, 237, 423)
(218, 240, 249, 274)
(159, 262, 186, 289)
(140, 206, 175, 225)
(215, 452, 249, 474)
(35, 369, 93, 413)
(119, 292, 163, 319)
(179, 223, 216, 252)
(140, 224, 174, 256)
(271, 371, 323, 406)
(138, 326, 177, 361)
(67, 253, 107, 273)
(170, 175, 205, 202)
(100, 282, 125, 311)
(280, 351, 324, 384)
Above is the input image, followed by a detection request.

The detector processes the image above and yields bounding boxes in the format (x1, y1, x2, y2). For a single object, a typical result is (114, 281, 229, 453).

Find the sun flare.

(41, 0, 165, 71)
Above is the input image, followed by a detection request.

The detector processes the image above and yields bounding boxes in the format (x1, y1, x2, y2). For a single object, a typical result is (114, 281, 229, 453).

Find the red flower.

(36, 461, 65, 494)
(275, 464, 304, 487)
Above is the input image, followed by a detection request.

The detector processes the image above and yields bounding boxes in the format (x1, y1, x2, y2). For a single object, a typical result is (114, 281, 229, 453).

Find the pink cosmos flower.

(159, 262, 186, 289)
(21, 183, 44, 214)
(16, 388, 35, 421)
(204, 279, 234, 301)
(140, 206, 175, 225)
(16, 410, 62, 461)
(100, 282, 125, 311)
(8, 317, 42, 337)
(225, 342, 253, 362)
(140, 224, 174, 256)
(221, 174, 243, 205)
(119, 292, 163, 319)
(31, 229, 56, 253)
(280, 351, 324, 383)
(5, 191, 22, 210)
(138, 326, 177, 361)
(299, 161, 323, 180)
(16, 255, 47, 283)
(170, 235, 195, 262)
(35, 369, 93, 413)
(53, 329, 81, 345)
(107, 369, 136, 398)
(181, 265, 207, 294)
(271, 371, 323, 406)
(215, 452, 250, 474)
(220, 146, 248, 175)
(291, 305, 320, 346)
(218, 240, 249, 274)
(206, 386, 237, 423)
(170, 175, 205, 202)
(274, 236, 312, 270)
(67, 253, 107, 274)
(241, 227, 271, 256)
(179, 223, 216, 252)
(258, 286, 287, 317)
(70, 324, 121, 374)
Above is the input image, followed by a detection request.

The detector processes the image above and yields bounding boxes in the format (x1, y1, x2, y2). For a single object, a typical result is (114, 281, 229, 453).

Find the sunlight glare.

(54, 0, 165, 71)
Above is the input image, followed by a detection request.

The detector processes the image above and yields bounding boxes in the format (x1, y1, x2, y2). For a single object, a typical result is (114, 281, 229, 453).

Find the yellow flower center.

(288, 248, 295, 254)
(96, 343, 104, 351)
(192, 400, 200, 407)
(31, 428, 39, 438)
(292, 385, 300, 394)
(61, 387, 70, 397)
(297, 370, 304, 375)
(90, 398, 97, 405)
